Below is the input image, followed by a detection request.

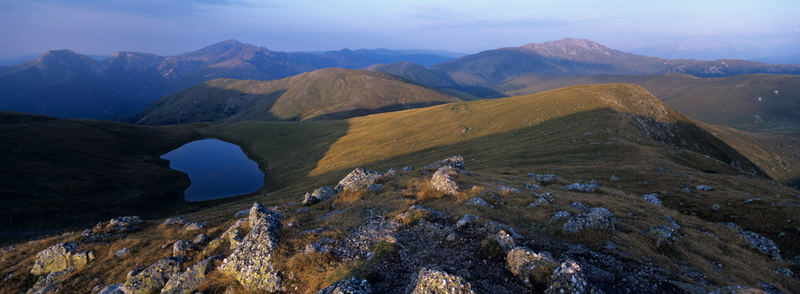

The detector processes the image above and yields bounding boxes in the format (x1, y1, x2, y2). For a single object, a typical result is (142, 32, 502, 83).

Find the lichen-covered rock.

(218, 202, 283, 292)
(203, 238, 225, 257)
(465, 197, 489, 207)
(172, 240, 192, 259)
(27, 267, 74, 294)
(162, 216, 187, 226)
(644, 225, 676, 248)
(31, 242, 93, 275)
(493, 230, 515, 252)
(562, 207, 615, 233)
(562, 180, 599, 193)
(739, 230, 781, 261)
(642, 193, 662, 206)
(696, 185, 713, 191)
(334, 168, 384, 192)
(318, 277, 372, 294)
(434, 156, 465, 169)
(663, 215, 681, 230)
(431, 166, 461, 195)
(184, 222, 206, 232)
(410, 268, 475, 294)
(161, 256, 223, 293)
(545, 261, 599, 294)
(507, 247, 557, 289)
(121, 257, 182, 294)
(221, 218, 248, 250)
(527, 173, 559, 184)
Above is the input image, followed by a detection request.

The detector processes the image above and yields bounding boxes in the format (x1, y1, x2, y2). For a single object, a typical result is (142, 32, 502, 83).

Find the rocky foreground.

(2, 156, 799, 293)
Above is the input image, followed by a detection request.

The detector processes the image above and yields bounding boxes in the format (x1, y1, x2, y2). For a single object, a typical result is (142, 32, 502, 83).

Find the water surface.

(161, 138, 264, 201)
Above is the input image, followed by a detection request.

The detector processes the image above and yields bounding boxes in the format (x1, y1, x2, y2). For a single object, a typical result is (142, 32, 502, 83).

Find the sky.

(1, 0, 798, 61)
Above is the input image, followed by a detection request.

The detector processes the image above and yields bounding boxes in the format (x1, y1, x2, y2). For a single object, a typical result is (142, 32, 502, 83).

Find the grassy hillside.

(0, 111, 201, 244)
(135, 68, 460, 124)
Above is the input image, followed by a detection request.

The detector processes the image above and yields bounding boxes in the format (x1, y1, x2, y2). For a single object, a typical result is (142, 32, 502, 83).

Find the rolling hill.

(134, 68, 461, 124)
(0, 40, 458, 119)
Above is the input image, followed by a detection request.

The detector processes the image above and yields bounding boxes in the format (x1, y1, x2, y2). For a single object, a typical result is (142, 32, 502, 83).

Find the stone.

(645, 225, 676, 248)
(711, 204, 720, 211)
(402, 166, 414, 172)
(550, 211, 572, 221)
(234, 209, 249, 218)
(431, 166, 461, 195)
(525, 182, 541, 191)
(303, 192, 319, 205)
(318, 277, 373, 294)
(97, 283, 124, 294)
(184, 222, 206, 232)
(643, 193, 662, 206)
(434, 156, 465, 169)
(334, 168, 384, 192)
(456, 214, 479, 229)
(161, 256, 223, 293)
(465, 197, 489, 207)
(529, 198, 550, 208)
(173, 240, 192, 259)
(221, 219, 248, 250)
(775, 267, 793, 277)
(663, 215, 681, 231)
(696, 185, 713, 191)
(493, 230, 515, 252)
(497, 185, 521, 194)
(105, 216, 142, 233)
(527, 173, 559, 184)
(203, 239, 225, 257)
(507, 247, 557, 289)
(562, 207, 615, 233)
(304, 187, 337, 205)
(571, 201, 590, 212)
(115, 248, 131, 258)
(121, 257, 182, 294)
(739, 230, 781, 261)
(218, 202, 283, 292)
(28, 268, 75, 294)
(744, 197, 761, 203)
(162, 216, 187, 226)
(562, 180, 599, 193)
(31, 242, 93, 275)
(545, 261, 598, 294)
(410, 268, 474, 294)
(193, 234, 209, 245)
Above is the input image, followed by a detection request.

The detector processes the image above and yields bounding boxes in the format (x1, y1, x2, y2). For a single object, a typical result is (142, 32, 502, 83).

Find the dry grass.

(333, 189, 369, 204)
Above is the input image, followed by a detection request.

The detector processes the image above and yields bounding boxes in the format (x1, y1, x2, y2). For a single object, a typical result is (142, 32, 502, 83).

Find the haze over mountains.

(2, 38, 799, 121)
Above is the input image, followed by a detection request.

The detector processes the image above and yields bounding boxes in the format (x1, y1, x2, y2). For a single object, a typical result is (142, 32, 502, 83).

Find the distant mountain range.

(2, 38, 799, 120)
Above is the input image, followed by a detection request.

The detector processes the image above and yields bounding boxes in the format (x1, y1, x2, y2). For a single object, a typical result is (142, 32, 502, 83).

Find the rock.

(663, 215, 681, 230)
(645, 225, 676, 248)
(303, 192, 319, 205)
(368, 183, 384, 192)
(562, 180, 599, 193)
(402, 165, 414, 172)
(696, 185, 713, 191)
(304, 187, 337, 205)
(184, 222, 206, 232)
(550, 211, 572, 221)
(497, 185, 520, 193)
(456, 214, 479, 229)
(434, 156, 465, 169)
(173, 240, 192, 259)
(682, 187, 692, 193)
(431, 166, 461, 195)
(193, 233, 209, 245)
(506, 247, 557, 289)
(642, 193, 662, 206)
(97, 283, 124, 294)
(493, 230, 515, 252)
(203, 239, 225, 257)
(105, 216, 142, 233)
(162, 216, 187, 226)
(28, 268, 75, 294)
(610, 175, 620, 182)
(465, 197, 489, 207)
(525, 182, 541, 191)
(775, 267, 793, 277)
(711, 204, 720, 211)
(562, 207, 615, 233)
(743, 198, 761, 203)
(545, 261, 599, 294)
(31, 242, 94, 275)
(221, 219, 248, 250)
(739, 230, 781, 261)
(115, 248, 131, 258)
(234, 209, 249, 218)
(790, 254, 800, 266)
(218, 202, 283, 292)
(334, 168, 384, 192)
(121, 257, 182, 294)
(318, 277, 372, 294)
(529, 198, 550, 208)
(527, 173, 559, 184)
(410, 268, 474, 294)
(571, 201, 590, 212)
(161, 256, 223, 293)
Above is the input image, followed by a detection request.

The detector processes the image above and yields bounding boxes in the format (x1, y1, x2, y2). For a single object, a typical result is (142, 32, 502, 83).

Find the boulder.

(545, 261, 599, 294)
(318, 277, 372, 294)
(776, 267, 793, 277)
(121, 257, 182, 294)
(303, 192, 320, 206)
(303, 187, 337, 206)
(410, 268, 475, 294)
(105, 216, 143, 233)
(31, 242, 94, 276)
(218, 202, 284, 292)
(562, 207, 615, 233)
(465, 197, 489, 207)
(739, 230, 781, 261)
(161, 256, 223, 293)
(221, 219, 248, 250)
(431, 166, 461, 195)
(184, 222, 206, 232)
(162, 216, 187, 226)
(172, 240, 192, 259)
(492, 230, 515, 252)
(642, 193, 662, 206)
(202, 239, 225, 257)
(507, 247, 557, 289)
(27, 267, 74, 294)
(550, 211, 572, 221)
(571, 201, 589, 212)
(334, 168, 384, 192)
(455, 214, 479, 229)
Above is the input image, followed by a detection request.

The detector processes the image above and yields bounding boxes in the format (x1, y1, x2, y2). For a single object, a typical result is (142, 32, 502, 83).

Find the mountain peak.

(522, 38, 611, 54)
(36, 49, 99, 68)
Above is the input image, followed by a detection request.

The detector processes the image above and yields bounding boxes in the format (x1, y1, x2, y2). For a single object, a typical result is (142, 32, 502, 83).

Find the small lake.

(161, 138, 264, 201)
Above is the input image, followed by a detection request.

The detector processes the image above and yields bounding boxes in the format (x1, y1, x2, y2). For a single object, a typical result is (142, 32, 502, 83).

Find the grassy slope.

(0, 111, 201, 244)
(135, 68, 460, 125)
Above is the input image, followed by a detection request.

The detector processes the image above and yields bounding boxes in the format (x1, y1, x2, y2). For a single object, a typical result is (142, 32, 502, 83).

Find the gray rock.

(529, 198, 550, 208)
(744, 197, 761, 203)
(234, 209, 249, 218)
(218, 202, 284, 292)
(313, 186, 336, 200)
(739, 230, 781, 261)
(31, 242, 93, 275)
(184, 222, 206, 232)
(710, 204, 720, 211)
(410, 268, 474, 294)
(562, 180, 599, 193)
(643, 193, 662, 206)
(193, 233, 209, 245)
(644, 225, 676, 248)
(431, 166, 461, 195)
(173, 240, 192, 259)
(161, 256, 223, 293)
(493, 230, 515, 252)
(162, 216, 187, 226)
(527, 173, 559, 184)
(434, 156, 465, 169)
(402, 166, 414, 172)
(97, 283, 124, 294)
(525, 182, 541, 191)
(562, 207, 615, 233)
(303, 192, 319, 205)
(506, 247, 556, 289)
(318, 277, 372, 294)
(776, 267, 793, 277)
(545, 261, 600, 294)
(571, 201, 590, 212)
(105, 216, 142, 233)
(696, 185, 713, 191)
(114, 248, 131, 258)
(497, 185, 521, 194)
(334, 168, 384, 192)
(456, 214, 479, 229)
(682, 187, 692, 193)
(27, 268, 75, 294)
(121, 257, 182, 294)
(550, 211, 572, 221)
(465, 197, 489, 207)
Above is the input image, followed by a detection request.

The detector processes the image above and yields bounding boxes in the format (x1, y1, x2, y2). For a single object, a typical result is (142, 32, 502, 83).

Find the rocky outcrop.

(334, 168, 384, 192)
(101, 216, 143, 233)
(318, 277, 373, 294)
(218, 202, 284, 292)
(431, 166, 461, 195)
(739, 231, 781, 261)
(121, 257, 182, 294)
(31, 242, 94, 276)
(545, 261, 600, 294)
(161, 256, 223, 293)
(562, 207, 615, 233)
(409, 268, 475, 294)
(303, 186, 337, 205)
(506, 247, 557, 289)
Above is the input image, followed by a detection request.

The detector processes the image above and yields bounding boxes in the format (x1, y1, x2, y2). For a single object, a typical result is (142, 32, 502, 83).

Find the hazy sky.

(1, 0, 798, 61)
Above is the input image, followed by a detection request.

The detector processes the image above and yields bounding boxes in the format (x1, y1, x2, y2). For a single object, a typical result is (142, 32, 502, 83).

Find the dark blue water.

(161, 138, 264, 201)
